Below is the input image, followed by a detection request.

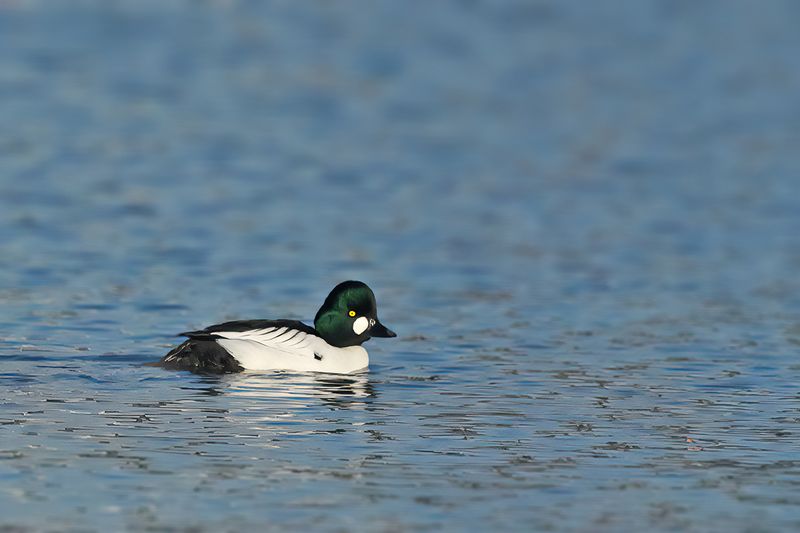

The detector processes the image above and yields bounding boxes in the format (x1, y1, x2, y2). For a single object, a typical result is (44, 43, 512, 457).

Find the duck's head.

(314, 280, 397, 348)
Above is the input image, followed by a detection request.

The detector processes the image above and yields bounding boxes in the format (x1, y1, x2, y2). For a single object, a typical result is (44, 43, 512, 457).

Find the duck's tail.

(159, 339, 244, 374)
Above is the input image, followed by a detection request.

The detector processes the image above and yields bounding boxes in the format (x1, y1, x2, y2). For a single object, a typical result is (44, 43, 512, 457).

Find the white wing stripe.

(210, 326, 322, 365)
(284, 334, 308, 347)
(212, 327, 317, 349)
(225, 327, 287, 342)
(272, 328, 295, 340)
(253, 327, 288, 341)
(281, 330, 302, 342)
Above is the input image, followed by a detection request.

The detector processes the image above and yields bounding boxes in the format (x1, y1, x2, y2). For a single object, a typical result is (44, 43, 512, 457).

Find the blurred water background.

(1, 0, 800, 531)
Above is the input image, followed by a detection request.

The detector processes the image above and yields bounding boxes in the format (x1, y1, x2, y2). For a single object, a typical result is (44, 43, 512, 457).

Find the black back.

(180, 319, 318, 340)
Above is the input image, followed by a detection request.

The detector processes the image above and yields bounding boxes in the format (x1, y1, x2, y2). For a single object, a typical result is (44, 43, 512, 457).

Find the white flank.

(212, 328, 369, 374)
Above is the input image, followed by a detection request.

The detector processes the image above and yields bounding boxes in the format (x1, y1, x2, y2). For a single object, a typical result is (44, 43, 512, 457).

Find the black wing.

(180, 319, 317, 340)
(159, 339, 244, 374)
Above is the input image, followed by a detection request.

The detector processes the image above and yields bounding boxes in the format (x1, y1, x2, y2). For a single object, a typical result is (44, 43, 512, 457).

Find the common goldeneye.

(159, 280, 396, 374)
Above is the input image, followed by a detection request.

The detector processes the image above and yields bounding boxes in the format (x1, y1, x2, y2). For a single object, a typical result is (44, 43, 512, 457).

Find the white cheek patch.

(352, 316, 369, 335)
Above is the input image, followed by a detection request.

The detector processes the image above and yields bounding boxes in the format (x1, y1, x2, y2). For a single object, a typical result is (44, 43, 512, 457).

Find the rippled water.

(2, 1, 800, 531)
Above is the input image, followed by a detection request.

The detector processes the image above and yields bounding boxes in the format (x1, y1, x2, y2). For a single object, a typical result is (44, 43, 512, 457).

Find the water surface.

(1, 1, 800, 531)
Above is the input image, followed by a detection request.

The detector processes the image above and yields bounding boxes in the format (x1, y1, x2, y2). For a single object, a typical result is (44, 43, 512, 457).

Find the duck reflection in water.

(180, 371, 377, 408)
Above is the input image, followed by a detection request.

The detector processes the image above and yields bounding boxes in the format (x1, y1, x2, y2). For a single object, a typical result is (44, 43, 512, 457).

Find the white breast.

(212, 327, 369, 374)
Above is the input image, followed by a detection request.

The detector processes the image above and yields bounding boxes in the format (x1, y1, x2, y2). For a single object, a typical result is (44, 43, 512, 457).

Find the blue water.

(2, 0, 800, 531)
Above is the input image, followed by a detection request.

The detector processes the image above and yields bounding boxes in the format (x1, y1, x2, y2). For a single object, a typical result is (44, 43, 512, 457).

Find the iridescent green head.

(314, 281, 397, 348)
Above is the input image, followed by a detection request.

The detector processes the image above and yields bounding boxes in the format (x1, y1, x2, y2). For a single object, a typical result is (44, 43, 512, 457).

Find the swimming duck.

(159, 280, 396, 374)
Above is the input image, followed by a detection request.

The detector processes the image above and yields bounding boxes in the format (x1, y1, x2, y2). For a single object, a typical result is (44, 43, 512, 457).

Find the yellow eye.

(348, 310, 356, 317)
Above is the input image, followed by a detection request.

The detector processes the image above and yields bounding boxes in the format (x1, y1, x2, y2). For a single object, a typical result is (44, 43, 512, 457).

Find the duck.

(159, 280, 396, 374)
